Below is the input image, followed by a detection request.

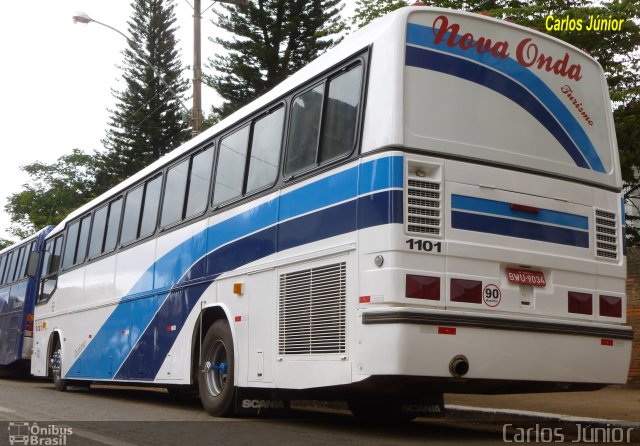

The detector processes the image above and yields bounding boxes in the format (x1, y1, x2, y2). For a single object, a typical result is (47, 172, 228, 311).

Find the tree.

(99, 0, 189, 194)
(4, 150, 98, 238)
(353, 0, 409, 28)
(206, 0, 345, 118)
(0, 239, 13, 251)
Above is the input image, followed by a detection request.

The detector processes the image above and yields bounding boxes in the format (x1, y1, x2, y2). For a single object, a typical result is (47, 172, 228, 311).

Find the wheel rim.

(203, 340, 228, 397)
(51, 348, 62, 377)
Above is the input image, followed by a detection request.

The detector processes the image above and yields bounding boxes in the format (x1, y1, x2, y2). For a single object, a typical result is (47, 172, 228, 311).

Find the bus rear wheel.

(198, 320, 235, 417)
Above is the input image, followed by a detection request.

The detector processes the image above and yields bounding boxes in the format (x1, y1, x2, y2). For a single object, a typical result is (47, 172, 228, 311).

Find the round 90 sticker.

(483, 284, 501, 307)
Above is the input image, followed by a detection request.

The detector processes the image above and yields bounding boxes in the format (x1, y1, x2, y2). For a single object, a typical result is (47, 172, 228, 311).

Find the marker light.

(450, 279, 482, 304)
(568, 292, 592, 315)
(599, 295, 622, 318)
(406, 274, 440, 300)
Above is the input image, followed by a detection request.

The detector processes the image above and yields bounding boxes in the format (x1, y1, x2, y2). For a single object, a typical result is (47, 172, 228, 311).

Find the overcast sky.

(0, 0, 357, 242)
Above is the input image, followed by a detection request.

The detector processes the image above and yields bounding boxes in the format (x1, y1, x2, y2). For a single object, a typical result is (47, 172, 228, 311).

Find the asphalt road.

(0, 378, 616, 446)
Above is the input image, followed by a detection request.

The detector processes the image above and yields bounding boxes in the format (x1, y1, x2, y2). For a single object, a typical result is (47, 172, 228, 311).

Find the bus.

(31, 6, 632, 419)
(0, 227, 52, 378)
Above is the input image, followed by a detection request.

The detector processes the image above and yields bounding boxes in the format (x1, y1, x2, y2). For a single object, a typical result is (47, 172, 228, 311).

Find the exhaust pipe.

(449, 355, 469, 377)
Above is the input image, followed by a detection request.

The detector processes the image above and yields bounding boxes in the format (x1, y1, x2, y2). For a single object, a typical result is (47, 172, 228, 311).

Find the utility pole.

(191, 0, 248, 137)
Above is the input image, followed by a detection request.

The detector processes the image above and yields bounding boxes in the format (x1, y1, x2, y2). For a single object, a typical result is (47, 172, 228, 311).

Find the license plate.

(505, 268, 546, 287)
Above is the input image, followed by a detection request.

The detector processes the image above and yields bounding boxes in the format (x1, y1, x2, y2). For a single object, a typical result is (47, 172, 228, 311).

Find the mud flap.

(234, 388, 290, 416)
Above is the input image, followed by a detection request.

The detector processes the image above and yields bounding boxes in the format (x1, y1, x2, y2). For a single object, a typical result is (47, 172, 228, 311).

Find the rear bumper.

(356, 309, 632, 386)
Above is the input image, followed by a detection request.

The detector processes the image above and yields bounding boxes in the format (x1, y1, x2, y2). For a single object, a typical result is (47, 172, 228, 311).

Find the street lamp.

(71, 11, 191, 119)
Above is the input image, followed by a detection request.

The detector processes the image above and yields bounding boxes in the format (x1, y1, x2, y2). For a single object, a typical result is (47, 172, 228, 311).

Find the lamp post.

(72, 12, 191, 120)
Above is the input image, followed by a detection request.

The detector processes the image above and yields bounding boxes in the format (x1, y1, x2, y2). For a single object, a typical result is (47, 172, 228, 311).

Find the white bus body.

(32, 7, 631, 418)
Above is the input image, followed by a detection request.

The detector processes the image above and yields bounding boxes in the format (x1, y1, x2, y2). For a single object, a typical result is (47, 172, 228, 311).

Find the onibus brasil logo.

(8, 422, 73, 446)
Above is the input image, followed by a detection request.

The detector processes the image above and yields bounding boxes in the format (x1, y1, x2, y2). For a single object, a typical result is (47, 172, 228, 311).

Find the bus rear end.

(355, 8, 631, 398)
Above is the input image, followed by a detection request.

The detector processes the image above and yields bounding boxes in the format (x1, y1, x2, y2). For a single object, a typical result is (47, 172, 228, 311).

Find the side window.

(161, 159, 189, 228)
(121, 175, 162, 245)
(2, 252, 14, 285)
(75, 215, 91, 265)
(6, 251, 18, 283)
(61, 221, 80, 270)
(121, 185, 144, 245)
(0, 255, 6, 285)
(285, 63, 363, 175)
(38, 235, 63, 304)
(185, 147, 214, 218)
(104, 198, 123, 254)
(12, 246, 25, 282)
(17, 242, 34, 279)
(88, 204, 109, 259)
(246, 107, 284, 193)
(319, 65, 363, 162)
(139, 175, 162, 238)
(213, 125, 250, 206)
(285, 85, 324, 175)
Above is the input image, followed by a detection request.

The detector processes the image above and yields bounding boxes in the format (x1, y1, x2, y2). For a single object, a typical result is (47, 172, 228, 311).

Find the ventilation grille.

(406, 179, 441, 236)
(595, 209, 618, 260)
(278, 262, 346, 355)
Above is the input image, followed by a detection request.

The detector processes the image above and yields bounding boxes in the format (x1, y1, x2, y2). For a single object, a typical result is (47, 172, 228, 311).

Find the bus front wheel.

(198, 320, 235, 417)
(51, 340, 67, 392)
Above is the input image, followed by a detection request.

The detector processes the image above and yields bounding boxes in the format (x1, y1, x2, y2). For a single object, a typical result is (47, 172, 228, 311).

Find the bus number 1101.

(406, 239, 442, 253)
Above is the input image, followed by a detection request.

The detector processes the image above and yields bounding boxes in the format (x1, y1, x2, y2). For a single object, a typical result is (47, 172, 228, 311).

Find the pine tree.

(353, 0, 409, 29)
(99, 0, 189, 193)
(206, 0, 345, 118)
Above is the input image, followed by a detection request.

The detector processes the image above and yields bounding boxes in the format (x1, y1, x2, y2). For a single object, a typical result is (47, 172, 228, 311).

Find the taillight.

(568, 292, 592, 315)
(450, 279, 482, 304)
(599, 295, 622, 318)
(25, 314, 34, 336)
(406, 275, 440, 300)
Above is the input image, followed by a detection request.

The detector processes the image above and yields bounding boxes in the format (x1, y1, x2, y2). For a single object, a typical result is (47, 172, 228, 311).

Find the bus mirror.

(26, 251, 40, 279)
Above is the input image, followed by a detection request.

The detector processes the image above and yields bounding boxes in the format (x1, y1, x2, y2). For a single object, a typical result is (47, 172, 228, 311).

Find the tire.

(51, 339, 67, 392)
(198, 320, 235, 417)
(348, 399, 416, 423)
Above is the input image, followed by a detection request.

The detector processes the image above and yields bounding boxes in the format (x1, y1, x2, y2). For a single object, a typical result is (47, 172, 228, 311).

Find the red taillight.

(406, 275, 440, 300)
(599, 295, 622, 318)
(25, 314, 34, 336)
(568, 292, 592, 315)
(450, 279, 482, 304)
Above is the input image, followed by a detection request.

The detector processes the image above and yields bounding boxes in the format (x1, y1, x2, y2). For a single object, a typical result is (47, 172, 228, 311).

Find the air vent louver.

(595, 209, 618, 260)
(278, 262, 346, 355)
(406, 179, 441, 236)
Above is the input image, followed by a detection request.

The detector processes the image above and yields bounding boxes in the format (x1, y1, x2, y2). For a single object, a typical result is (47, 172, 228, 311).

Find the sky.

(0, 0, 357, 242)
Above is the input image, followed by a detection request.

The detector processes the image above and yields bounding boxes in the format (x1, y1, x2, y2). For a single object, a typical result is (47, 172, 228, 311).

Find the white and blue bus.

(0, 227, 52, 377)
(32, 7, 632, 419)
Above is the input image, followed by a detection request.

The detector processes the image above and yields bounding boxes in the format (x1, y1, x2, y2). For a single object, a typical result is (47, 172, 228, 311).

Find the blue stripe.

(452, 210, 589, 247)
(406, 22, 606, 173)
(406, 45, 590, 170)
(451, 195, 588, 230)
(68, 156, 404, 380)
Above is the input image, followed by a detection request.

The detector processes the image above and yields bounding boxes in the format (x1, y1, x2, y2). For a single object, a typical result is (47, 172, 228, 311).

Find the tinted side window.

(246, 107, 284, 193)
(121, 185, 143, 245)
(62, 221, 80, 270)
(12, 246, 25, 282)
(17, 242, 34, 279)
(213, 126, 250, 205)
(3, 252, 15, 284)
(0, 255, 6, 285)
(319, 65, 363, 162)
(185, 147, 214, 218)
(89, 205, 109, 259)
(161, 159, 189, 228)
(104, 198, 123, 253)
(285, 85, 324, 175)
(75, 215, 91, 265)
(139, 176, 162, 238)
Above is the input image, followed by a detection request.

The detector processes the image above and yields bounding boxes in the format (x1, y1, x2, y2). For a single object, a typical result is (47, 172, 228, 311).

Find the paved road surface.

(0, 378, 613, 446)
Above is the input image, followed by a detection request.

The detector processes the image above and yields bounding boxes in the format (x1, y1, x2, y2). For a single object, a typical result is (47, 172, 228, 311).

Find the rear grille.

(595, 209, 618, 260)
(406, 179, 441, 236)
(278, 262, 346, 355)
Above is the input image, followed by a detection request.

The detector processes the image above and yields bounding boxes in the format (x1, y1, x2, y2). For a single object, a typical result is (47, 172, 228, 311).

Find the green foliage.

(4, 150, 98, 237)
(352, 0, 409, 28)
(206, 0, 346, 118)
(99, 0, 189, 193)
(0, 239, 14, 251)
